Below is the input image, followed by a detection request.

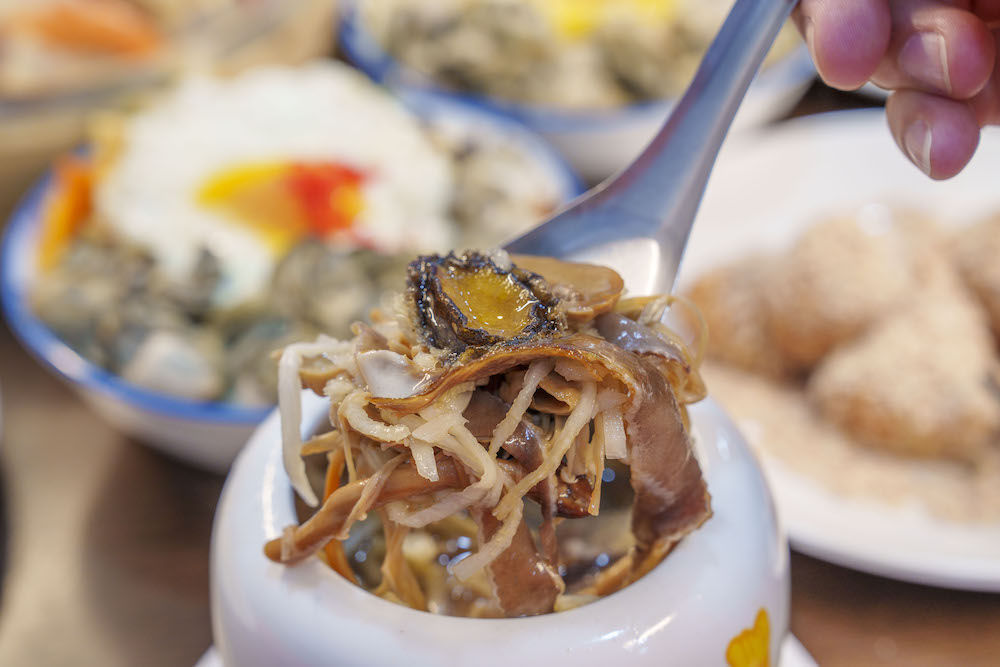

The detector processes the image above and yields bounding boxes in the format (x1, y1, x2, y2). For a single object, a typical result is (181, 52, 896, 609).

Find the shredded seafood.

(265, 250, 711, 617)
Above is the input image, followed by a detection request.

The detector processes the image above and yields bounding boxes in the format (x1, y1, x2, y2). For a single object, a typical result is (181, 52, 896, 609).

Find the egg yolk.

(534, 0, 677, 40)
(197, 161, 366, 252)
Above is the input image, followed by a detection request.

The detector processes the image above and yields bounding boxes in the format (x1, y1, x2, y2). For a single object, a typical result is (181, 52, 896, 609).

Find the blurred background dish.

(0, 0, 339, 219)
(679, 109, 1000, 590)
(1, 62, 581, 472)
(339, 0, 815, 181)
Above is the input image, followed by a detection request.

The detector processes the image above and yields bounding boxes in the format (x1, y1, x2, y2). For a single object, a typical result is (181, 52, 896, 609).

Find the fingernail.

(899, 32, 951, 93)
(903, 120, 933, 176)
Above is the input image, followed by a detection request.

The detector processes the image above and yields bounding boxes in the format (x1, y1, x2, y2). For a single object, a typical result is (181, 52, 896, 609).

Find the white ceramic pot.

(210, 393, 790, 665)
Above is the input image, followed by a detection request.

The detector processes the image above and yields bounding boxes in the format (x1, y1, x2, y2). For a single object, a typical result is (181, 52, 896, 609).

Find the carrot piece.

(37, 156, 94, 271)
(320, 448, 358, 584)
(13, 0, 160, 57)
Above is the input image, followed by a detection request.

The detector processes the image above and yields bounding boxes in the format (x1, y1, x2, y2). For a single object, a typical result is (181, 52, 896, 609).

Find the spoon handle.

(507, 0, 798, 291)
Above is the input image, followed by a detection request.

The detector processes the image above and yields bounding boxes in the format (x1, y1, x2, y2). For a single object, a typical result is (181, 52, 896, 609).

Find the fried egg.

(96, 63, 453, 307)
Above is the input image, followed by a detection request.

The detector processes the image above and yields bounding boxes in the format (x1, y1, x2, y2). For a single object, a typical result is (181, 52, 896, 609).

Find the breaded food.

(807, 264, 1000, 461)
(953, 215, 1000, 339)
(764, 209, 928, 370)
(685, 255, 787, 378)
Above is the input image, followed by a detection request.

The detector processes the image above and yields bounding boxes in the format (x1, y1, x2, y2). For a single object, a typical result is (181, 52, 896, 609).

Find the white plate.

(679, 109, 1000, 591)
(781, 636, 817, 667)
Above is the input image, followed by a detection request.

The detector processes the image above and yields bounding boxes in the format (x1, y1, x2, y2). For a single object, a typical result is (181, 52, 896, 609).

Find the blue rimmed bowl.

(0, 90, 582, 474)
(339, 1, 816, 182)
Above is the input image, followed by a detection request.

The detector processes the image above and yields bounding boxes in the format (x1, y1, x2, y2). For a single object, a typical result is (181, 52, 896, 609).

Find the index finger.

(793, 0, 893, 90)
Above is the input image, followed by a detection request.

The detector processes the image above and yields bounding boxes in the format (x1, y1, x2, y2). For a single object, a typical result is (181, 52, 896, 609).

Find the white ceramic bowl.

(338, 1, 817, 182)
(0, 94, 582, 474)
(210, 392, 790, 665)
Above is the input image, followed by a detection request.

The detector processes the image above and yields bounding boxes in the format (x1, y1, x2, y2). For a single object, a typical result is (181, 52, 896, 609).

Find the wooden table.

(1, 83, 999, 667)
(0, 322, 219, 665)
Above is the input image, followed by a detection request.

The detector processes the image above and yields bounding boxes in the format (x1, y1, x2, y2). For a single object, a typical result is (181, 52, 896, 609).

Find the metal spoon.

(505, 0, 798, 295)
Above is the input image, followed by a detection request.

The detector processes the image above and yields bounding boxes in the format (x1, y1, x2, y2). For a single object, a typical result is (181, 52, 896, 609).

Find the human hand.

(794, 0, 999, 179)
